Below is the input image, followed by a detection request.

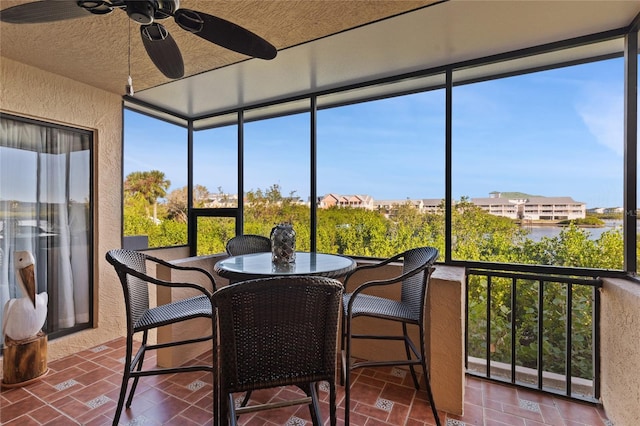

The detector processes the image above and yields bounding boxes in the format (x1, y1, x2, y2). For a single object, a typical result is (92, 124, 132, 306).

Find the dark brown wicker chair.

(225, 234, 271, 256)
(340, 246, 440, 426)
(105, 249, 218, 426)
(213, 275, 343, 426)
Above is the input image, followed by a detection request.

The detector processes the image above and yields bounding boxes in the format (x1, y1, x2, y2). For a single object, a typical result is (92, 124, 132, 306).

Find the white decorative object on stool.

(1, 251, 49, 387)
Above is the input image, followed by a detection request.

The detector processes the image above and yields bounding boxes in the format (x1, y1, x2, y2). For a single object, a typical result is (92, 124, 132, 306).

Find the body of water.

(523, 220, 624, 242)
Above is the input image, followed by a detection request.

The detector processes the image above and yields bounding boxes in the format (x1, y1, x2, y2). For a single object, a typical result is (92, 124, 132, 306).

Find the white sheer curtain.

(0, 116, 91, 336)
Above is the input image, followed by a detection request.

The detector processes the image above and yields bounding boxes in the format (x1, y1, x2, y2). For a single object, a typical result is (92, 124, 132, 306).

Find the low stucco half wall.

(155, 253, 229, 367)
(600, 277, 640, 424)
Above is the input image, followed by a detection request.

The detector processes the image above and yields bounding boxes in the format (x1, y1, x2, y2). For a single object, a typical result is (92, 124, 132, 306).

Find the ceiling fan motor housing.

(125, 0, 178, 25)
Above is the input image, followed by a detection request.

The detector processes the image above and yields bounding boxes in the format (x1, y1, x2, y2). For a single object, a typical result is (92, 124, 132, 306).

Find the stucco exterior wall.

(0, 57, 125, 364)
(600, 277, 640, 424)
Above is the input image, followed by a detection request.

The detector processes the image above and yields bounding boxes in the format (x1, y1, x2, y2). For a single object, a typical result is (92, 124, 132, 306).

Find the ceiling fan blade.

(0, 1, 92, 24)
(140, 23, 184, 79)
(174, 9, 277, 60)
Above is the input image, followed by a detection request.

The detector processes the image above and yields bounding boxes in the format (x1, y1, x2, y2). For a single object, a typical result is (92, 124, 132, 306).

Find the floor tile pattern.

(0, 338, 611, 425)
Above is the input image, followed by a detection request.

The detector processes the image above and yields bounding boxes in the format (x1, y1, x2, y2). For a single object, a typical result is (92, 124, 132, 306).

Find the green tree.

(124, 170, 171, 223)
(451, 197, 526, 262)
(517, 223, 623, 269)
(166, 184, 210, 223)
(195, 217, 235, 255)
(244, 184, 309, 245)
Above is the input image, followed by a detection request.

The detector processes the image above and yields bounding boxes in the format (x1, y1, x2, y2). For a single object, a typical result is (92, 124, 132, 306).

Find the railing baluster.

(566, 282, 573, 397)
(593, 284, 601, 399)
(465, 274, 470, 371)
(537, 279, 544, 390)
(511, 276, 517, 384)
(486, 275, 492, 378)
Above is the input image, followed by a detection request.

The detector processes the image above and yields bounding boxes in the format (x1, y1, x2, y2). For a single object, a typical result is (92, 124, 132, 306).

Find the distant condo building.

(318, 192, 586, 220)
(472, 193, 586, 220)
(587, 207, 623, 214)
(318, 194, 374, 209)
(208, 192, 588, 220)
(375, 198, 443, 214)
(204, 193, 238, 208)
(318, 194, 443, 213)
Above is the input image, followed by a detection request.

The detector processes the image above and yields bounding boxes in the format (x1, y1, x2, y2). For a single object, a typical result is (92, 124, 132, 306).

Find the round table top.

(214, 251, 356, 281)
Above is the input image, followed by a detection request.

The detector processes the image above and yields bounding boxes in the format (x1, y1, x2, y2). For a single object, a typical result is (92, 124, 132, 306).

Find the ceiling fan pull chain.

(126, 19, 134, 96)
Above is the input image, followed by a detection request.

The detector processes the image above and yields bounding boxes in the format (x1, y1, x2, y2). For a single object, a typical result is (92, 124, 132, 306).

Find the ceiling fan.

(0, 0, 277, 79)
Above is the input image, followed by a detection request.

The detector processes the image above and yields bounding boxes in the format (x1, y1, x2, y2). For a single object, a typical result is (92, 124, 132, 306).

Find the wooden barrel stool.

(2, 331, 48, 388)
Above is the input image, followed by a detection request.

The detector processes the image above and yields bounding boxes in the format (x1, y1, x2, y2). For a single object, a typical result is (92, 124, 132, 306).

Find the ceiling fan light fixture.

(174, 9, 204, 34)
(141, 23, 168, 42)
(153, 0, 179, 20)
(77, 0, 113, 15)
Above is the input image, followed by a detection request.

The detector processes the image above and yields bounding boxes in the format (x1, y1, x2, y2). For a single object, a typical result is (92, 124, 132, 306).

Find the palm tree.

(124, 170, 171, 223)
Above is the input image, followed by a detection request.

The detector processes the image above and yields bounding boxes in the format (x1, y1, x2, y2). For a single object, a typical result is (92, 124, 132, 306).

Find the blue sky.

(124, 57, 625, 209)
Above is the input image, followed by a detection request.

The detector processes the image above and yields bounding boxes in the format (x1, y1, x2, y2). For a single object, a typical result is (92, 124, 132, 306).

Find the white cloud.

(576, 86, 623, 157)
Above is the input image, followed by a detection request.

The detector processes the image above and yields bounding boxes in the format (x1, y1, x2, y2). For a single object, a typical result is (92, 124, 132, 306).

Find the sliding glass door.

(0, 114, 93, 343)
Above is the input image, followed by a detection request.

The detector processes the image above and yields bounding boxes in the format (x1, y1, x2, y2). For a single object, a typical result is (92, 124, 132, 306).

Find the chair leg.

(113, 371, 129, 425)
(239, 390, 252, 408)
(339, 312, 346, 386)
(343, 314, 353, 426)
(418, 327, 441, 426)
(329, 381, 337, 426)
(113, 334, 135, 426)
(217, 380, 230, 426)
(226, 391, 251, 425)
(125, 331, 148, 408)
(226, 393, 236, 426)
(212, 318, 219, 426)
(212, 371, 218, 426)
(402, 323, 421, 389)
(306, 383, 322, 426)
(421, 361, 441, 426)
(227, 389, 252, 423)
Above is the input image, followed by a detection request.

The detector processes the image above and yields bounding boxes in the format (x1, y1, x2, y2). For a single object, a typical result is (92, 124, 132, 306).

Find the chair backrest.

(400, 246, 439, 317)
(105, 249, 150, 329)
(213, 275, 343, 394)
(225, 234, 271, 256)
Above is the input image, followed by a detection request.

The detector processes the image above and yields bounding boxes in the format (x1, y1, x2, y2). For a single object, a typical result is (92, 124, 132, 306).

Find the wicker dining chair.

(105, 249, 218, 426)
(225, 234, 271, 256)
(213, 275, 343, 426)
(341, 246, 440, 426)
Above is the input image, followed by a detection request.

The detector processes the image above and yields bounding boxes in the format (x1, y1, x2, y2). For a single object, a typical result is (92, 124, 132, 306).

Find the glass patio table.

(214, 251, 356, 282)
